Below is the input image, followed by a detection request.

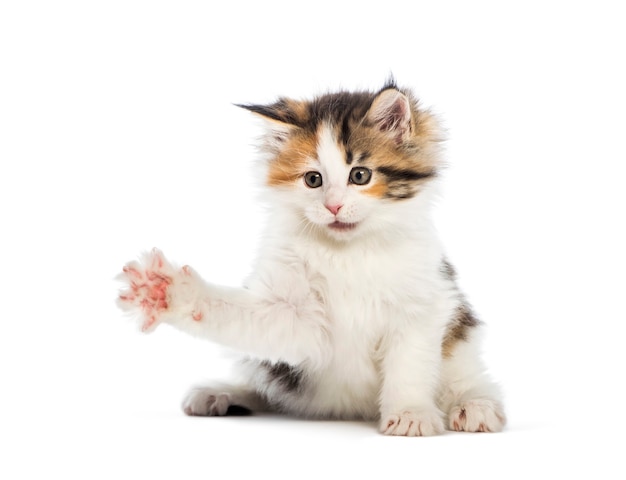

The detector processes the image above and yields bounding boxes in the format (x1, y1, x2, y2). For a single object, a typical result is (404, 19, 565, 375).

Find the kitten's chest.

(309, 246, 418, 332)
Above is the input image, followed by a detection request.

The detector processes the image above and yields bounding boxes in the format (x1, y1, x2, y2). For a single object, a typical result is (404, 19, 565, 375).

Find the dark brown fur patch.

(442, 302, 481, 358)
(440, 259, 457, 281)
(376, 166, 436, 182)
(261, 360, 303, 392)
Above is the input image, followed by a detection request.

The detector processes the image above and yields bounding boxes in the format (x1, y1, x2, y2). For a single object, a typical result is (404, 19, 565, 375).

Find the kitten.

(117, 80, 506, 436)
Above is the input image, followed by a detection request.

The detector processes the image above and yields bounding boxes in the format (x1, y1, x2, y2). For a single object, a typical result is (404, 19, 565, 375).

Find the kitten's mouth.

(328, 221, 358, 231)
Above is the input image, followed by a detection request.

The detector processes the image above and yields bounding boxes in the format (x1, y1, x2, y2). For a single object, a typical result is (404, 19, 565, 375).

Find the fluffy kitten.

(117, 80, 506, 436)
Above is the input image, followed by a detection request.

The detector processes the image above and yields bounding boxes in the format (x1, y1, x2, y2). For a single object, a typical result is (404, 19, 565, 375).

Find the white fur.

(118, 122, 505, 436)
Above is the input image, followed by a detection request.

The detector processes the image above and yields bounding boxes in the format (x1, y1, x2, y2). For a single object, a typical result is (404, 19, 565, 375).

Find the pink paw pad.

(144, 272, 171, 308)
(118, 249, 177, 332)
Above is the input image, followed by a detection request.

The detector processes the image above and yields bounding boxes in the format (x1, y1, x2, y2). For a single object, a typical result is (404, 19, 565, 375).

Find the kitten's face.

(242, 83, 442, 242)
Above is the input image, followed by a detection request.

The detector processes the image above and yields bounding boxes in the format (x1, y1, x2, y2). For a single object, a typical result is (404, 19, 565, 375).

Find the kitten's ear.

(237, 100, 305, 150)
(367, 89, 412, 144)
(237, 103, 293, 125)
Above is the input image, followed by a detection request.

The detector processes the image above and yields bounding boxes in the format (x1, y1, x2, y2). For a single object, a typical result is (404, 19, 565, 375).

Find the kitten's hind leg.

(182, 383, 268, 417)
(439, 329, 506, 433)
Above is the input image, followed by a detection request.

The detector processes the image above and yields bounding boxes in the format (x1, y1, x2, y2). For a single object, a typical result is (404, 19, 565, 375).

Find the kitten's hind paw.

(380, 409, 445, 437)
(448, 399, 506, 433)
(183, 391, 233, 416)
(182, 386, 259, 417)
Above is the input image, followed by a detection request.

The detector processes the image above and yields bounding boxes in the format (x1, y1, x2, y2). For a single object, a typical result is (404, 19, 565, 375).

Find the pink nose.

(325, 204, 343, 215)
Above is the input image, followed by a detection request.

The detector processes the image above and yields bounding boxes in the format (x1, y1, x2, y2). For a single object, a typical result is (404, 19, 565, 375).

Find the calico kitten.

(117, 80, 506, 436)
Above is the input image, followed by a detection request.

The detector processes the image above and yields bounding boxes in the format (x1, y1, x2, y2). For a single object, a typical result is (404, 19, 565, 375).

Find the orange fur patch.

(361, 182, 387, 198)
(442, 304, 480, 358)
(267, 133, 317, 187)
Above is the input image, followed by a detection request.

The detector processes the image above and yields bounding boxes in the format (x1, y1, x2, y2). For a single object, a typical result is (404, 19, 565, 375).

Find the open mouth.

(328, 221, 358, 231)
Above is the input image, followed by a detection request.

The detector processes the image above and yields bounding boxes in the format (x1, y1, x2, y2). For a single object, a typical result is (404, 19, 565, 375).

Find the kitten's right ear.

(236, 99, 307, 128)
(237, 103, 293, 124)
(236, 99, 305, 150)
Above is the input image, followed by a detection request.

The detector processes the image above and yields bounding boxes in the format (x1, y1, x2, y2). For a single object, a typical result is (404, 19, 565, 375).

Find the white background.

(2, 1, 625, 478)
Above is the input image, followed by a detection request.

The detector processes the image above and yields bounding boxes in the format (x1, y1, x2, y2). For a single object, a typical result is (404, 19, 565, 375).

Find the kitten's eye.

(349, 167, 372, 185)
(304, 171, 323, 188)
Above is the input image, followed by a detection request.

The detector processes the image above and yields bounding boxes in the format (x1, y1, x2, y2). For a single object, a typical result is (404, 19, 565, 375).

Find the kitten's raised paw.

(448, 399, 506, 433)
(380, 409, 445, 436)
(117, 248, 177, 332)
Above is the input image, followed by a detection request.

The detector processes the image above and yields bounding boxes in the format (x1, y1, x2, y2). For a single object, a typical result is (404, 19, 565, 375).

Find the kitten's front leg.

(117, 249, 329, 366)
(117, 248, 204, 332)
(379, 324, 446, 437)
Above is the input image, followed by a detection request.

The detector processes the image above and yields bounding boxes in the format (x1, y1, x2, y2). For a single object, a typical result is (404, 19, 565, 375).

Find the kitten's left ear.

(367, 89, 412, 144)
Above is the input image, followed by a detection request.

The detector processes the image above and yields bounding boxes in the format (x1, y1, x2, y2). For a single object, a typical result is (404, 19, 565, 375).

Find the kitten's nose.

(325, 204, 343, 215)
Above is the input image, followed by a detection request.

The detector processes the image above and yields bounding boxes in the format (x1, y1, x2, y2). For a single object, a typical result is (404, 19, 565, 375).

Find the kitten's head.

(240, 80, 443, 243)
